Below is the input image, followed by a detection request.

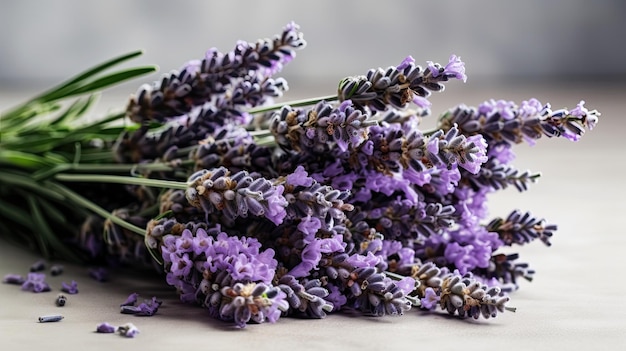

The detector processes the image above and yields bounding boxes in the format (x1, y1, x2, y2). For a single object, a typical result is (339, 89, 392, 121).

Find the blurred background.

(1, 0, 625, 104)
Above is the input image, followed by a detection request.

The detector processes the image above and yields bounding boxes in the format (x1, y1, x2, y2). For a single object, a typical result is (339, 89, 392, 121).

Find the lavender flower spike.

(126, 22, 306, 124)
(339, 55, 466, 111)
(439, 98, 600, 145)
(186, 167, 288, 225)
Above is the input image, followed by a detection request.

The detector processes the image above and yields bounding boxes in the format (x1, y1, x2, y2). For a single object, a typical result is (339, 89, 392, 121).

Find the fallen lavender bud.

(21, 273, 50, 293)
(120, 292, 139, 307)
(30, 260, 46, 272)
(2, 273, 25, 285)
(38, 315, 64, 323)
(50, 264, 64, 276)
(120, 305, 142, 314)
(61, 280, 79, 294)
(96, 322, 117, 333)
(117, 322, 140, 337)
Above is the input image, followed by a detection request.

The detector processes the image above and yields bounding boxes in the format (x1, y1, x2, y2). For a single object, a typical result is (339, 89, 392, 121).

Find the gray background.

(1, 0, 625, 92)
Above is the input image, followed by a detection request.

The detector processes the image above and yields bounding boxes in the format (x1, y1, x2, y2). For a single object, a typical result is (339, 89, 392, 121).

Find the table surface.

(1, 81, 625, 350)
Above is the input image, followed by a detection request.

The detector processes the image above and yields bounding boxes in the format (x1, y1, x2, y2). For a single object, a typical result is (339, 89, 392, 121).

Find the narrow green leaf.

(0, 171, 66, 202)
(26, 196, 51, 259)
(36, 50, 146, 103)
(0, 198, 35, 230)
(50, 95, 99, 126)
(0, 150, 55, 169)
(36, 197, 68, 226)
(68, 66, 157, 96)
(28, 195, 83, 262)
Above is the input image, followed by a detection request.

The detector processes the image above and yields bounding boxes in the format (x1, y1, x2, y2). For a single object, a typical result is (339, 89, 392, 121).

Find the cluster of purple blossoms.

(81, 22, 601, 327)
(126, 21, 305, 124)
(185, 166, 288, 226)
(159, 227, 288, 327)
(338, 55, 466, 112)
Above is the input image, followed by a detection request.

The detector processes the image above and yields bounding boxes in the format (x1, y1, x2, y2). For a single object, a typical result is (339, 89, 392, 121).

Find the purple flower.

(135, 297, 162, 316)
(265, 184, 288, 225)
(403, 167, 432, 187)
(420, 287, 440, 310)
(169, 252, 193, 277)
(396, 276, 417, 295)
(96, 322, 117, 333)
(61, 280, 79, 294)
(479, 99, 517, 120)
(488, 142, 516, 164)
(218, 282, 289, 327)
(21, 273, 50, 293)
(286, 165, 314, 187)
(120, 293, 139, 307)
(396, 55, 415, 70)
(458, 134, 488, 174)
(297, 215, 322, 242)
(430, 54, 467, 82)
(325, 283, 348, 312)
(345, 251, 381, 269)
(2, 273, 25, 285)
(518, 98, 544, 118)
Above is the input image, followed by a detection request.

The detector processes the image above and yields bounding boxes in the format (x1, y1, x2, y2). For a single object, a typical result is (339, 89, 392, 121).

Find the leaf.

(28, 195, 83, 263)
(36, 50, 146, 103)
(0, 170, 66, 202)
(0, 150, 55, 169)
(0, 198, 36, 231)
(1, 50, 152, 124)
(50, 94, 99, 126)
(68, 66, 157, 96)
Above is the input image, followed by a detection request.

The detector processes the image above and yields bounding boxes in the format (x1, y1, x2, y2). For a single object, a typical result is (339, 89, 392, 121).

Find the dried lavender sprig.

(277, 275, 334, 319)
(350, 122, 488, 177)
(486, 210, 556, 246)
(466, 158, 540, 192)
(191, 129, 274, 175)
(476, 253, 535, 292)
(281, 166, 354, 226)
(126, 22, 305, 123)
(269, 100, 378, 154)
(338, 55, 466, 111)
(438, 99, 599, 145)
(349, 267, 413, 316)
(218, 282, 289, 328)
(185, 167, 288, 226)
(355, 200, 457, 241)
(437, 272, 515, 319)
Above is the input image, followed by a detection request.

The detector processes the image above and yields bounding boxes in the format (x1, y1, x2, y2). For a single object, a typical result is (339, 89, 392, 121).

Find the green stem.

(46, 181, 145, 236)
(55, 173, 188, 190)
(247, 94, 338, 115)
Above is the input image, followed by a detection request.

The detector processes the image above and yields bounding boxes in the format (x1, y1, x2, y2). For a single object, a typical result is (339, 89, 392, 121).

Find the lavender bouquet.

(0, 23, 599, 327)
